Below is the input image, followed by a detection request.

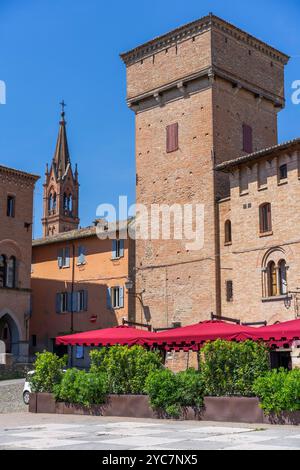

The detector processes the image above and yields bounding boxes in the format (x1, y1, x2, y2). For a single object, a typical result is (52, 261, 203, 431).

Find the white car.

(23, 370, 34, 405)
(22, 369, 67, 405)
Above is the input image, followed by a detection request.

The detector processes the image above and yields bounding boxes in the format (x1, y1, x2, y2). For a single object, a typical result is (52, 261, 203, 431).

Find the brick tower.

(42, 103, 80, 237)
(121, 14, 289, 328)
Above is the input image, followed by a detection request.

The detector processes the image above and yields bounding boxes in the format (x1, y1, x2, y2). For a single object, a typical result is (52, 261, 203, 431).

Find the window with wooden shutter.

(107, 287, 112, 309)
(279, 164, 288, 181)
(7, 196, 15, 218)
(242, 124, 253, 153)
(110, 286, 124, 309)
(259, 203, 272, 233)
(278, 260, 287, 295)
(166, 123, 179, 153)
(267, 261, 277, 297)
(224, 220, 232, 244)
(226, 280, 233, 302)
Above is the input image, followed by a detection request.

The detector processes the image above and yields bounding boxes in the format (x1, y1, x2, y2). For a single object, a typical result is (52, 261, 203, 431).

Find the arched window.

(259, 203, 272, 233)
(278, 259, 288, 295)
(0, 255, 6, 288)
(225, 220, 232, 244)
(48, 191, 57, 214)
(63, 193, 68, 211)
(68, 194, 73, 213)
(63, 192, 73, 215)
(6, 256, 16, 289)
(267, 261, 277, 297)
(48, 194, 53, 213)
(52, 193, 57, 211)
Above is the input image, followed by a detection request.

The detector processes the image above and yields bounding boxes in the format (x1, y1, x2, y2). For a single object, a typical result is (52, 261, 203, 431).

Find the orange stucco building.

(30, 224, 134, 358)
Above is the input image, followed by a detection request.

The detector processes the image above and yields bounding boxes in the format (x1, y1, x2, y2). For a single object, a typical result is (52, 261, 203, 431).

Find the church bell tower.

(42, 102, 80, 237)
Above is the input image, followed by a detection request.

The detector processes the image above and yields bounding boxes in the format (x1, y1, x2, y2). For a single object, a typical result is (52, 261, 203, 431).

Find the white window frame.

(60, 292, 68, 313)
(111, 286, 123, 309)
(78, 290, 85, 312)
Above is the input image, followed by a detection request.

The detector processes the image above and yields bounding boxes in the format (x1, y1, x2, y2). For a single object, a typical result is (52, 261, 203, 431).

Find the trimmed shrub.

(253, 368, 300, 414)
(145, 368, 181, 418)
(29, 351, 67, 393)
(200, 339, 270, 397)
(54, 368, 108, 407)
(90, 345, 163, 395)
(177, 368, 205, 408)
(145, 368, 205, 417)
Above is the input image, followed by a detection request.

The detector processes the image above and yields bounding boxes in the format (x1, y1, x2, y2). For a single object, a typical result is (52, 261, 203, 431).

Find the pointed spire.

(53, 100, 70, 177)
(44, 163, 49, 183)
(74, 163, 78, 182)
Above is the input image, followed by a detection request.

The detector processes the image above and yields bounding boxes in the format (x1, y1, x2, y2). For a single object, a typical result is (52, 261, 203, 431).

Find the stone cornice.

(120, 14, 290, 66)
(0, 165, 40, 183)
(128, 67, 211, 105)
(127, 65, 285, 113)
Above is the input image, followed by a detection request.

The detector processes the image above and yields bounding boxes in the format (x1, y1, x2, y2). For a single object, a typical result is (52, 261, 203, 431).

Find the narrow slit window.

(7, 196, 15, 218)
(242, 124, 253, 153)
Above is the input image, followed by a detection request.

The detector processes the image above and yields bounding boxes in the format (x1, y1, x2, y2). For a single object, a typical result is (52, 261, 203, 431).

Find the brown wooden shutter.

(166, 123, 179, 153)
(260, 203, 272, 233)
(243, 124, 253, 153)
(259, 205, 264, 233)
(267, 203, 272, 231)
(225, 220, 232, 244)
(226, 280, 233, 302)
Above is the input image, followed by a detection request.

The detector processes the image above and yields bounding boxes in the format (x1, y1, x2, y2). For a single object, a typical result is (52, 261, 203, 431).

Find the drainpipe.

(70, 243, 75, 368)
(70, 243, 75, 333)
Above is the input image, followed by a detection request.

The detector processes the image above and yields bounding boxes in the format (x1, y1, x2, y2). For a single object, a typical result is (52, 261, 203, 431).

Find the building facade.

(30, 224, 134, 361)
(120, 13, 296, 329)
(217, 139, 300, 325)
(0, 165, 39, 364)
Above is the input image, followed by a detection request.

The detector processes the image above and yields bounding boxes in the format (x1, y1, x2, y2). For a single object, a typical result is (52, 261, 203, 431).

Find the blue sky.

(0, 0, 299, 238)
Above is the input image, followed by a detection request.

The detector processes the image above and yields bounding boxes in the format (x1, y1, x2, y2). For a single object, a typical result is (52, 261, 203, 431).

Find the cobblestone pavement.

(0, 413, 299, 450)
(0, 379, 27, 414)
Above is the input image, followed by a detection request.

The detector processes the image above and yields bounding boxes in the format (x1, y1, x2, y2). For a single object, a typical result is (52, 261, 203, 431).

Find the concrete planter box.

(29, 393, 300, 425)
(203, 397, 264, 424)
(263, 411, 300, 426)
(29, 393, 200, 420)
(29, 392, 56, 414)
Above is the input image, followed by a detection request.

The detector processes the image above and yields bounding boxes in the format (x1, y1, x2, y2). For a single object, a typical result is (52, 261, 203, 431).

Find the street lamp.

(125, 277, 134, 291)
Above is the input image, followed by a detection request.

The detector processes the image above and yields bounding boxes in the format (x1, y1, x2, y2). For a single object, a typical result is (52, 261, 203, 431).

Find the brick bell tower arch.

(42, 102, 80, 237)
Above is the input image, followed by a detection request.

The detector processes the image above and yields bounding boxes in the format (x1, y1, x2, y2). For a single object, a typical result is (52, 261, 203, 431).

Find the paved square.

(0, 413, 299, 450)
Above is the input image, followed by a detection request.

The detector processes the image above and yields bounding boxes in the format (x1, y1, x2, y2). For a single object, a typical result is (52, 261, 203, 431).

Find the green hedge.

(200, 339, 270, 397)
(30, 341, 275, 415)
(54, 369, 108, 407)
(90, 345, 163, 395)
(145, 368, 205, 418)
(29, 351, 67, 393)
(253, 368, 300, 414)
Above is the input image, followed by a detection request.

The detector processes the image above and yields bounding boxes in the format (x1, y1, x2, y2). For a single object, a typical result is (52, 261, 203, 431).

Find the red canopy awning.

(56, 319, 300, 350)
(56, 325, 157, 347)
(255, 319, 300, 347)
(152, 321, 261, 349)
